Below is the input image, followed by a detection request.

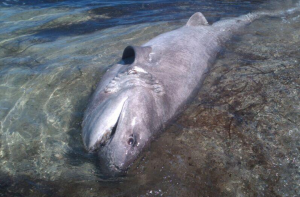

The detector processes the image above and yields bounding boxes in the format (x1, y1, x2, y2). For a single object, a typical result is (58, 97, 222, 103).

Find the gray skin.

(82, 7, 300, 176)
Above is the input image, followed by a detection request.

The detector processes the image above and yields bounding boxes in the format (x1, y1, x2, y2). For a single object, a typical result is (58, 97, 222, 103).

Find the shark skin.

(82, 6, 300, 177)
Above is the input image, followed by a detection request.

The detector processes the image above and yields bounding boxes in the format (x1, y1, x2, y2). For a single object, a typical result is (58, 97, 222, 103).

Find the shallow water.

(0, 0, 300, 196)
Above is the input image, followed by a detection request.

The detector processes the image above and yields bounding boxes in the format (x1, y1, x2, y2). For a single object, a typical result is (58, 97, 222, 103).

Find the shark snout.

(97, 146, 127, 177)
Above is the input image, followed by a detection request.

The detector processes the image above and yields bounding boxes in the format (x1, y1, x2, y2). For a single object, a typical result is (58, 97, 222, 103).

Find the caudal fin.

(247, 1, 300, 22)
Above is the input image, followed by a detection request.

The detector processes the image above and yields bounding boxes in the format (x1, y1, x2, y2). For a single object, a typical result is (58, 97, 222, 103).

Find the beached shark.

(82, 5, 300, 176)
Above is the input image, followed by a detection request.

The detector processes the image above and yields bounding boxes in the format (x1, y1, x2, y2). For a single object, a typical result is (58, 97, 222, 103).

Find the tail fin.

(212, 2, 300, 43)
(244, 2, 300, 22)
(213, 2, 300, 29)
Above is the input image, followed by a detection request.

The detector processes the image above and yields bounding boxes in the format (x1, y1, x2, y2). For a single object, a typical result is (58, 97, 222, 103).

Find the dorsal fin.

(186, 12, 209, 27)
(121, 46, 152, 64)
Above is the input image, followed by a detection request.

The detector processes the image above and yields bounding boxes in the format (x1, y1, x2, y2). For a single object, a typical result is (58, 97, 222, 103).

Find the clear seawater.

(0, 0, 300, 196)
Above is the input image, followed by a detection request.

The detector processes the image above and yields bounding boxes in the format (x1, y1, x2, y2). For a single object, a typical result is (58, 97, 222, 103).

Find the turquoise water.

(0, 0, 300, 196)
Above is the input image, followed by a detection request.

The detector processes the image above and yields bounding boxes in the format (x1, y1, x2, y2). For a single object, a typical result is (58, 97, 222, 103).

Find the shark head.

(82, 46, 166, 177)
(83, 88, 162, 176)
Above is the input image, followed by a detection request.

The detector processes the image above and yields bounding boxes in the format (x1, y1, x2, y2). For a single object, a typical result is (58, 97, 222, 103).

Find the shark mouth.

(83, 97, 128, 152)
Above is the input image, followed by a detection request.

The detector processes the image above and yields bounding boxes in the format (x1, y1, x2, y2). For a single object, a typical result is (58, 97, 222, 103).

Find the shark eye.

(127, 135, 136, 146)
